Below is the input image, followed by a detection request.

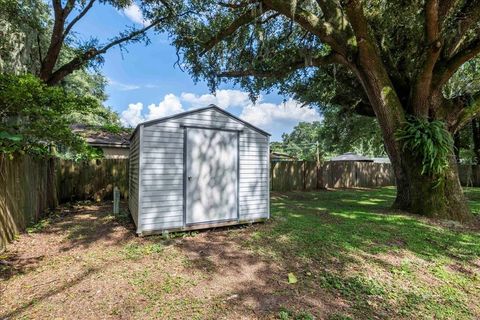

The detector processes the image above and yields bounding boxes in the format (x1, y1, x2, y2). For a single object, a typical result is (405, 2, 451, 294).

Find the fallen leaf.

(288, 272, 298, 284)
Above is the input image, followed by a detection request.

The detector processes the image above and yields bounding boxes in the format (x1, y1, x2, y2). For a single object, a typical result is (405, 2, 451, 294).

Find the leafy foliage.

(396, 117, 453, 176)
(0, 74, 107, 158)
(272, 108, 385, 160)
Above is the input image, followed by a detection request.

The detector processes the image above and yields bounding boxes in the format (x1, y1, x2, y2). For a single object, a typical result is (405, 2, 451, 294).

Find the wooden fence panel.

(271, 161, 304, 191)
(56, 159, 129, 202)
(354, 162, 396, 187)
(270, 161, 396, 191)
(304, 162, 319, 190)
(0, 155, 56, 252)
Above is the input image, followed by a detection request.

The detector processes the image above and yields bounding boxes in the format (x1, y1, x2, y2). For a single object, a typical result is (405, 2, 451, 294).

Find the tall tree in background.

(274, 108, 385, 161)
(0, 0, 175, 85)
(165, 0, 480, 221)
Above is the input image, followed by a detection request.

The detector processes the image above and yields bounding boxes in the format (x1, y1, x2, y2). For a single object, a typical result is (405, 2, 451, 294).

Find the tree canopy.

(0, 0, 142, 158)
(0, 0, 176, 85)
(164, 0, 480, 220)
(272, 108, 385, 160)
(0, 74, 105, 158)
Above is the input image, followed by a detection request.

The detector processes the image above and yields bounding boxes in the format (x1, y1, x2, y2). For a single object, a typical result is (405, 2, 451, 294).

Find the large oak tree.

(165, 0, 480, 221)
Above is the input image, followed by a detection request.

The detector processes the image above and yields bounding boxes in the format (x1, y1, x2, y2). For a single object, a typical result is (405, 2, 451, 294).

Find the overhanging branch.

(46, 18, 164, 85)
(201, 5, 266, 55)
(217, 53, 345, 78)
(433, 38, 480, 91)
(449, 92, 480, 132)
(63, 0, 96, 39)
(444, 0, 480, 57)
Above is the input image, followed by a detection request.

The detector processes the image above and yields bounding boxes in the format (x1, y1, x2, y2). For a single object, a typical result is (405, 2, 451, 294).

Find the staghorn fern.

(396, 116, 453, 177)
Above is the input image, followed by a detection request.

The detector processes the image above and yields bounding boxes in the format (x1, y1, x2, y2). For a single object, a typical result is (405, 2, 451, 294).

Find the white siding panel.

(141, 206, 184, 215)
(238, 126, 269, 221)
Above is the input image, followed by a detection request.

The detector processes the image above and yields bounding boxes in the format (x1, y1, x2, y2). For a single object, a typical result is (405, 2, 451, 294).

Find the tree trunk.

(390, 149, 471, 221)
(373, 99, 472, 222)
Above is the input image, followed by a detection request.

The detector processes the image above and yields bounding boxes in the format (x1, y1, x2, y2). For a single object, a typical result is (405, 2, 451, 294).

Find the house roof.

(372, 157, 391, 163)
(270, 152, 298, 161)
(329, 152, 373, 162)
(72, 124, 130, 148)
(130, 104, 271, 139)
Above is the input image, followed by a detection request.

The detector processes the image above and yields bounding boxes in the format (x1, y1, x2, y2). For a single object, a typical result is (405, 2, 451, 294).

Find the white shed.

(128, 105, 270, 235)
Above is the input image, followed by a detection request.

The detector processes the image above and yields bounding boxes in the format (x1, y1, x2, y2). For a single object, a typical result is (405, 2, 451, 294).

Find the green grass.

(249, 187, 480, 319)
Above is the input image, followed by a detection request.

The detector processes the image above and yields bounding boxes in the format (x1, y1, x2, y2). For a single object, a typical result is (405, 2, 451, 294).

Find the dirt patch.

(0, 202, 347, 319)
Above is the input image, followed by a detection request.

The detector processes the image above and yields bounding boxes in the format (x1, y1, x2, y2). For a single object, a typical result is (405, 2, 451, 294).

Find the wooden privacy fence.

(4, 154, 480, 251)
(0, 154, 57, 252)
(270, 161, 320, 191)
(57, 159, 128, 202)
(321, 162, 395, 189)
(270, 161, 396, 191)
(0, 156, 128, 251)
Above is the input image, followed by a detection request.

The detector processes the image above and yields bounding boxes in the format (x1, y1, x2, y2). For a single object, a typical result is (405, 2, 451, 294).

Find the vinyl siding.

(128, 129, 140, 229)
(137, 107, 269, 233)
(238, 129, 269, 221)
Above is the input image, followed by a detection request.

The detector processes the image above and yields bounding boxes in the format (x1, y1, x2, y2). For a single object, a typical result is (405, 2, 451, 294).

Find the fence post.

(113, 186, 120, 216)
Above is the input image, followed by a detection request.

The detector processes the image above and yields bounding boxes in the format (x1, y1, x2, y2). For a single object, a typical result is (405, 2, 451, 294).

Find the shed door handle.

(188, 176, 192, 181)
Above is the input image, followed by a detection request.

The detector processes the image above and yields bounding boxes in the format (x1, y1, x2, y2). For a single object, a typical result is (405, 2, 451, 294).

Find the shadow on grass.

(0, 266, 99, 319)
(179, 188, 480, 319)
(0, 201, 135, 282)
(38, 201, 135, 252)
(0, 252, 45, 281)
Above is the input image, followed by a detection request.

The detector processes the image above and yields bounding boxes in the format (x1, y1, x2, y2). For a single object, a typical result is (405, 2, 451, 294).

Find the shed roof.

(329, 152, 373, 162)
(130, 104, 270, 139)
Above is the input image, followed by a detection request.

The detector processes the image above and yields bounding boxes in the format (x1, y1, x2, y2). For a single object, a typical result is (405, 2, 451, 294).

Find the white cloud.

(120, 94, 186, 127)
(240, 99, 321, 135)
(108, 79, 140, 91)
(180, 89, 250, 109)
(123, 3, 148, 26)
(120, 102, 144, 127)
(146, 94, 185, 120)
(119, 90, 320, 140)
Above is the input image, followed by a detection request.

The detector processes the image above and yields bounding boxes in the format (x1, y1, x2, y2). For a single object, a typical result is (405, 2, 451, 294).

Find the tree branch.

(39, 0, 68, 81)
(201, 5, 266, 55)
(342, 0, 405, 138)
(449, 92, 480, 132)
(433, 37, 480, 92)
(63, 0, 96, 39)
(411, 0, 443, 117)
(217, 52, 345, 78)
(46, 19, 163, 85)
(263, 0, 349, 57)
(445, 0, 480, 57)
(62, 0, 76, 17)
(438, 0, 459, 24)
(218, 0, 260, 9)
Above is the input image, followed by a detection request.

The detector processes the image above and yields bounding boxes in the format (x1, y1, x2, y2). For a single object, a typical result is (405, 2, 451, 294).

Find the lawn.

(0, 188, 479, 319)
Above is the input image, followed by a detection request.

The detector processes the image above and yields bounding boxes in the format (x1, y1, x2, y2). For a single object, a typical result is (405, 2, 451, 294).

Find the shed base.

(137, 218, 268, 236)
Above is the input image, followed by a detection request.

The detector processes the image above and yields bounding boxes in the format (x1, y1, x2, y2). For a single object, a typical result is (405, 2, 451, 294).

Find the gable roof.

(130, 104, 270, 139)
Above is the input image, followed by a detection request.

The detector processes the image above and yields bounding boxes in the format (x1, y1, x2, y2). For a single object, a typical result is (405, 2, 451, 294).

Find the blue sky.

(72, 2, 321, 141)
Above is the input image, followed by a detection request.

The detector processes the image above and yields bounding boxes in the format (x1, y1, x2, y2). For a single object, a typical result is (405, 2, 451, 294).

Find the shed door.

(185, 128, 238, 225)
